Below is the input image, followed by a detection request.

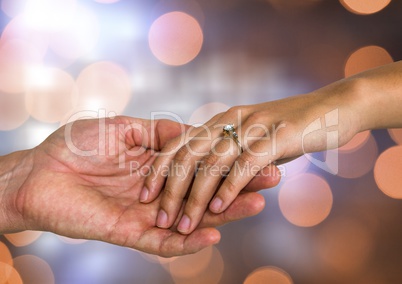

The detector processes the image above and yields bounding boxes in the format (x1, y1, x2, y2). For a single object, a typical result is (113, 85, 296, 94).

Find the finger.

(134, 227, 220, 257)
(156, 126, 226, 229)
(210, 138, 279, 214)
(198, 192, 265, 228)
(243, 164, 281, 192)
(175, 138, 239, 234)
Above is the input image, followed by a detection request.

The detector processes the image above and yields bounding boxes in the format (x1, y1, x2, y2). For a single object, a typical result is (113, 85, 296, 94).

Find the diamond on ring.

(222, 124, 243, 153)
(223, 124, 235, 137)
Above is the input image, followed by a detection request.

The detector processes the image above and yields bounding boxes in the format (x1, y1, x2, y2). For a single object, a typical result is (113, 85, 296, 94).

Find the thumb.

(155, 119, 190, 149)
(122, 117, 190, 151)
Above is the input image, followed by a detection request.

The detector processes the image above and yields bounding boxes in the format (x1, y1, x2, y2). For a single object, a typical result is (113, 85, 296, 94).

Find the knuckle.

(246, 111, 264, 124)
(224, 178, 239, 195)
(187, 194, 205, 209)
(174, 146, 193, 162)
(201, 154, 220, 168)
(162, 138, 181, 154)
(237, 153, 255, 168)
(162, 186, 180, 202)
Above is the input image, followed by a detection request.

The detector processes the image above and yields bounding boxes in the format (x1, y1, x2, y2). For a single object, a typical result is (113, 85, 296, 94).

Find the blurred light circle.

(340, 0, 391, 15)
(188, 102, 229, 126)
(76, 61, 132, 113)
(169, 246, 224, 284)
(339, 130, 371, 153)
(49, 4, 100, 60)
(4, 231, 43, 247)
(344, 45, 393, 77)
(1, 0, 27, 18)
(13, 255, 55, 284)
(374, 146, 402, 199)
(244, 266, 293, 284)
(149, 11, 203, 66)
(336, 133, 378, 179)
(0, 39, 44, 94)
(169, 247, 224, 284)
(279, 173, 333, 227)
(169, 246, 212, 278)
(0, 15, 49, 58)
(388, 128, 402, 145)
(0, 262, 22, 284)
(0, 91, 29, 130)
(25, 66, 78, 123)
(316, 218, 373, 274)
(23, 0, 78, 33)
(139, 252, 177, 265)
(0, 242, 13, 265)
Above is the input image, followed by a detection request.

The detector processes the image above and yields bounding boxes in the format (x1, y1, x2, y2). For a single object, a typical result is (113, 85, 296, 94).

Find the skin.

(0, 116, 280, 257)
(142, 61, 402, 235)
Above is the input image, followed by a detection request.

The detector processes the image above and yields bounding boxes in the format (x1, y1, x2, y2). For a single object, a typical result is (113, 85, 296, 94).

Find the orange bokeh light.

(279, 173, 333, 227)
(388, 128, 402, 145)
(339, 130, 371, 153)
(168, 246, 212, 278)
(0, 262, 22, 284)
(244, 266, 293, 284)
(13, 255, 55, 284)
(0, 242, 13, 266)
(340, 0, 391, 15)
(4, 231, 42, 247)
(168, 246, 224, 283)
(76, 61, 132, 114)
(374, 145, 402, 199)
(25, 66, 78, 123)
(149, 11, 203, 66)
(344, 45, 393, 78)
(316, 218, 373, 274)
(336, 133, 378, 179)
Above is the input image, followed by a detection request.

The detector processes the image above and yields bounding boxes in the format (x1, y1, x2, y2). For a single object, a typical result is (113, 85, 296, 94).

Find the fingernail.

(177, 214, 191, 233)
(210, 197, 223, 212)
(140, 187, 149, 202)
(156, 209, 168, 228)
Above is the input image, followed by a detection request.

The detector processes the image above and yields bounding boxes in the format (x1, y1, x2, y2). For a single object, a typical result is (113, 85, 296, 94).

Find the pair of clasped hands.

(4, 61, 402, 257)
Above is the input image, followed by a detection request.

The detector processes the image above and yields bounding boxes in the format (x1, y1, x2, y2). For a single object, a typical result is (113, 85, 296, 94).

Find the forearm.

(350, 60, 402, 131)
(0, 150, 33, 233)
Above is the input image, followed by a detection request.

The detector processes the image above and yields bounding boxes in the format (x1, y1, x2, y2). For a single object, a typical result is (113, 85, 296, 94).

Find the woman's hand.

(142, 77, 368, 235)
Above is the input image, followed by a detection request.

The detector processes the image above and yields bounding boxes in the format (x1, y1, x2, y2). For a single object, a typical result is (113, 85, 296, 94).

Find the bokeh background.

(1, 0, 402, 283)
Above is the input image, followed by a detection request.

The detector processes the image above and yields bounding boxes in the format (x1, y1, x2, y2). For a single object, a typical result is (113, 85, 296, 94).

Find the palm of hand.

(18, 117, 220, 256)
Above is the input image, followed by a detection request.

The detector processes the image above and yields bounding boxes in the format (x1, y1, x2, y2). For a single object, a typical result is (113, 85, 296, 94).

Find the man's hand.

(0, 117, 280, 257)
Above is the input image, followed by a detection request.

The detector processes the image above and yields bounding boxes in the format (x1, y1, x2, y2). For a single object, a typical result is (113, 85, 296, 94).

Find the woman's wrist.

(0, 150, 34, 234)
(347, 61, 402, 132)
